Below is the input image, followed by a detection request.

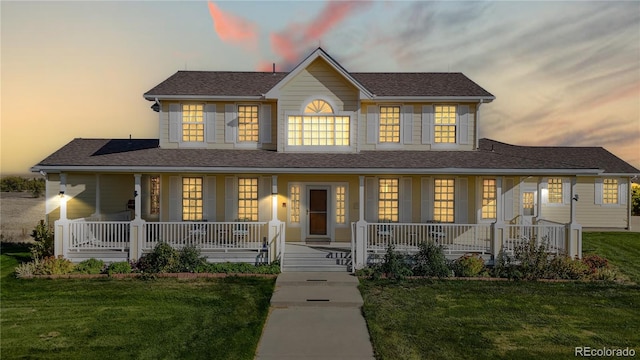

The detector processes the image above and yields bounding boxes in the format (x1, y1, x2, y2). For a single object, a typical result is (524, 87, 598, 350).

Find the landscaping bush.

(175, 244, 206, 273)
(412, 241, 449, 278)
(107, 261, 132, 275)
(30, 220, 53, 259)
(14, 261, 37, 279)
(137, 242, 179, 273)
(451, 254, 485, 277)
(513, 237, 550, 280)
(199, 261, 280, 274)
(582, 254, 609, 274)
(37, 256, 74, 275)
(492, 250, 522, 280)
(74, 258, 105, 274)
(545, 256, 589, 280)
(377, 245, 412, 280)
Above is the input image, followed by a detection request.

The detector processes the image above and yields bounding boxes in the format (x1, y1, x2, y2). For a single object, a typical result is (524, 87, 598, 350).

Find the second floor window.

(287, 99, 349, 147)
(379, 106, 400, 143)
(434, 105, 456, 143)
(238, 105, 259, 142)
(182, 104, 204, 142)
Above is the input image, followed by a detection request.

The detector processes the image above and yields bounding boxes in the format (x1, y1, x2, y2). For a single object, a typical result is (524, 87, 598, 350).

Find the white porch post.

(129, 174, 145, 261)
(56, 173, 69, 258)
(268, 175, 283, 264)
(354, 176, 367, 269)
(492, 177, 506, 259)
(567, 177, 582, 259)
(536, 178, 543, 223)
(91, 174, 101, 219)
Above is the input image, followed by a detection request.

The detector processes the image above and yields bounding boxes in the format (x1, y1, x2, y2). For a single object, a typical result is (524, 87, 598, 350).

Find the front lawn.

(360, 232, 640, 359)
(0, 244, 275, 359)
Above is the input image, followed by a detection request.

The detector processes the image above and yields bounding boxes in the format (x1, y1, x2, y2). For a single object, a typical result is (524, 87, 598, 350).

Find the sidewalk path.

(255, 272, 375, 360)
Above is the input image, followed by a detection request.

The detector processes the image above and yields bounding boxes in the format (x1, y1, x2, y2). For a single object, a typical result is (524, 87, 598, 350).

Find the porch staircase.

(282, 243, 352, 272)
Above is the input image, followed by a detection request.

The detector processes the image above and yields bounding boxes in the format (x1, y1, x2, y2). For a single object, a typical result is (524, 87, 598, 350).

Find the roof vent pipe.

(273, 63, 275, 74)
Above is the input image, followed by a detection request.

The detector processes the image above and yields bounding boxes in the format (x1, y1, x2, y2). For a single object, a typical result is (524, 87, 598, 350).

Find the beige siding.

(576, 177, 628, 228)
(277, 58, 359, 152)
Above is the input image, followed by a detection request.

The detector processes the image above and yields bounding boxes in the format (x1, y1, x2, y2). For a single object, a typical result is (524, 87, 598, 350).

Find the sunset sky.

(2, 1, 639, 175)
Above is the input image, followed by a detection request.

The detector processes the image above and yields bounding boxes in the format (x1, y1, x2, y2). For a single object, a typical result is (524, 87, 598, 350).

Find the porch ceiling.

(31, 138, 620, 175)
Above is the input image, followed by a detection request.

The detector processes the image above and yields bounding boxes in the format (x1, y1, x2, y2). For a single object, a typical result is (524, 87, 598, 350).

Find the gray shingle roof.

(144, 71, 494, 98)
(32, 138, 637, 175)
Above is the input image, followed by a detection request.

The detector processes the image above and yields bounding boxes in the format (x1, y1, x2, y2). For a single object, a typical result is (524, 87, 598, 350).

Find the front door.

(307, 188, 328, 237)
(521, 187, 537, 226)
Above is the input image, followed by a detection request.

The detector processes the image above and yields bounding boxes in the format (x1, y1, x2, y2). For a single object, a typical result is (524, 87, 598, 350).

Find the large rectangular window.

(434, 105, 456, 143)
(182, 104, 204, 142)
(289, 185, 300, 223)
(182, 177, 203, 221)
(150, 176, 160, 215)
(336, 186, 346, 224)
(434, 179, 455, 222)
(481, 179, 496, 219)
(548, 178, 563, 204)
(603, 178, 618, 204)
(238, 105, 259, 142)
(238, 178, 258, 221)
(379, 106, 400, 143)
(287, 116, 349, 146)
(378, 179, 399, 222)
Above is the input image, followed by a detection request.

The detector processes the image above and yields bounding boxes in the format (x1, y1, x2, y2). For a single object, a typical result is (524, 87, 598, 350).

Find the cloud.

(268, 0, 373, 71)
(207, 1, 258, 51)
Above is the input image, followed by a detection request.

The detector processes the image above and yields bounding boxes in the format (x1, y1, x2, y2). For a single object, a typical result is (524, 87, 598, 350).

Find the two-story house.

(32, 48, 639, 271)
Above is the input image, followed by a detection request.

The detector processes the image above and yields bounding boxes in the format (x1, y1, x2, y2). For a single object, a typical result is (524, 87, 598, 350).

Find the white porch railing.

(69, 221, 130, 251)
(142, 221, 268, 252)
(366, 222, 492, 255)
(502, 224, 566, 255)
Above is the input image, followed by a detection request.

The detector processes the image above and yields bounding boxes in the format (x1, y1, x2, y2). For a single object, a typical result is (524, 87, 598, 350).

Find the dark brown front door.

(309, 189, 327, 236)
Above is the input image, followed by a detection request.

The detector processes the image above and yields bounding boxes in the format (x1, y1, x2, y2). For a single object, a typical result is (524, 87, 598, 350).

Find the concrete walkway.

(255, 272, 375, 360)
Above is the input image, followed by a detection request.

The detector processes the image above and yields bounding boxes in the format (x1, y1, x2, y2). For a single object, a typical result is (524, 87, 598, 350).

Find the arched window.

(304, 99, 333, 114)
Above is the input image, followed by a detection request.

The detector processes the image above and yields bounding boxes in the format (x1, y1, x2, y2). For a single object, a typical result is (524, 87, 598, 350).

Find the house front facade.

(32, 48, 639, 271)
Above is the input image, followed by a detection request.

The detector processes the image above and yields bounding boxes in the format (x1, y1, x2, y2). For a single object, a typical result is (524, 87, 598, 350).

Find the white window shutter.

(422, 105, 433, 144)
(594, 178, 603, 205)
(366, 105, 378, 144)
(169, 176, 181, 221)
(259, 176, 272, 221)
(619, 180, 627, 205)
(400, 177, 412, 223)
(540, 179, 549, 205)
(365, 177, 378, 221)
(225, 104, 236, 143)
(205, 104, 216, 143)
(421, 177, 433, 222)
(169, 104, 181, 143)
(402, 105, 413, 145)
(225, 176, 237, 221)
(455, 178, 468, 223)
(259, 104, 272, 144)
(204, 176, 216, 221)
(563, 178, 571, 205)
(504, 178, 514, 222)
(458, 105, 469, 145)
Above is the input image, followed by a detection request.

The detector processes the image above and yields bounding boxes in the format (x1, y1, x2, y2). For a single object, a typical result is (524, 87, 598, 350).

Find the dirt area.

(0, 192, 45, 243)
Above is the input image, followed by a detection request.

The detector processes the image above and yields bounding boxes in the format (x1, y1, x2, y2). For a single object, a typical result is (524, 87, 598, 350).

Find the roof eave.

(368, 96, 495, 103)
(143, 94, 264, 101)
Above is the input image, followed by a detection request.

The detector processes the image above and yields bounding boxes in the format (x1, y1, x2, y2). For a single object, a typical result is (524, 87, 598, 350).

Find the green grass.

(1, 244, 275, 359)
(360, 232, 640, 359)
(583, 232, 640, 283)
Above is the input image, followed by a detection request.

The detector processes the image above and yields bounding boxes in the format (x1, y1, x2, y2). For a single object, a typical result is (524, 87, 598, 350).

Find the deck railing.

(69, 221, 130, 251)
(142, 221, 268, 252)
(503, 224, 566, 255)
(366, 222, 492, 254)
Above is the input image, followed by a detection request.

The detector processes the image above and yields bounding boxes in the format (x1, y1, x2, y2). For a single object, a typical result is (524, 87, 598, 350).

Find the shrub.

(137, 242, 178, 273)
(107, 261, 132, 275)
(582, 254, 609, 274)
(513, 237, 550, 280)
(546, 256, 589, 280)
(589, 267, 624, 282)
(451, 254, 485, 277)
(74, 258, 106, 274)
(14, 261, 37, 279)
(412, 241, 449, 278)
(175, 244, 206, 273)
(492, 250, 522, 280)
(199, 261, 280, 274)
(377, 245, 412, 280)
(30, 220, 54, 259)
(37, 256, 74, 275)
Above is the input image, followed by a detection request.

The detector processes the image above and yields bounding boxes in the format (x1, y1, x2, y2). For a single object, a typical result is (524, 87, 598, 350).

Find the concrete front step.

(282, 265, 349, 272)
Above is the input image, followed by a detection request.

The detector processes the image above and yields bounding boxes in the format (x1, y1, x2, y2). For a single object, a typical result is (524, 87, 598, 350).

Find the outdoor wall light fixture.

(59, 191, 65, 197)
(150, 98, 160, 112)
(134, 190, 138, 197)
(573, 194, 579, 202)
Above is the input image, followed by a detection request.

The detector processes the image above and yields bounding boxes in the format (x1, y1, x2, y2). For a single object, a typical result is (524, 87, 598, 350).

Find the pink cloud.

(207, 1, 258, 51)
